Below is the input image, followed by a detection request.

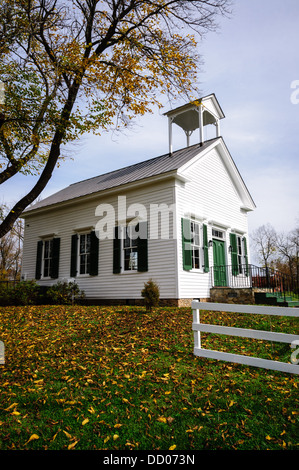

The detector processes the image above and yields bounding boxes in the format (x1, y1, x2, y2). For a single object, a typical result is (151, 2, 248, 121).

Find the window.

(70, 231, 99, 277)
(113, 222, 148, 274)
(237, 236, 243, 273)
(190, 221, 201, 269)
(43, 239, 53, 278)
(212, 229, 224, 239)
(123, 225, 138, 271)
(230, 233, 249, 276)
(181, 218, 209, 272)
(79, 233, 91, 275)
(35, 238, 60, 280)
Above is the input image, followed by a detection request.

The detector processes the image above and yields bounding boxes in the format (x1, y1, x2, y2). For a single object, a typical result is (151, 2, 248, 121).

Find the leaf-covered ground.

(0, 305, 298, 450)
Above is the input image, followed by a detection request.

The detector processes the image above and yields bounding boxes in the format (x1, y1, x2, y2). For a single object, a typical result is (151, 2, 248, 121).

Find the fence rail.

(192, 301, 299, 375)
(0, 280, 20, 288)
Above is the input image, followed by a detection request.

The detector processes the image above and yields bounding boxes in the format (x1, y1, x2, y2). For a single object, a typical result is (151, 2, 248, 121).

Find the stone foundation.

(210, 287, 255, 304)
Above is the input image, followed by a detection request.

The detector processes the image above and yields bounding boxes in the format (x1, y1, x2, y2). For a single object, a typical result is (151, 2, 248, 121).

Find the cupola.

(164, 93, 225, 153)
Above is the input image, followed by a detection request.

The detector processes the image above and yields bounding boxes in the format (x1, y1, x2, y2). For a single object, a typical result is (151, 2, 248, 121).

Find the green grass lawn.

(0, 305, 298, 451)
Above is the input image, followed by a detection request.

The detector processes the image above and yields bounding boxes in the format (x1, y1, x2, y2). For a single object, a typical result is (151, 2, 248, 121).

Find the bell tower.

(163, 94, 225, 154)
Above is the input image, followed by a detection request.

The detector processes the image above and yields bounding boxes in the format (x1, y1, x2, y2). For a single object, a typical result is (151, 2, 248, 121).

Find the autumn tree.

(274, 224, 299, 290)
(251, 221, 299, 293)
(250, 223, 277, 270)
(0, 0, 231, 237)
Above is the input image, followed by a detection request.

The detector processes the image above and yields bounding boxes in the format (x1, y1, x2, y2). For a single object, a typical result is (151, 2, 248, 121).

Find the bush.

(0, 280, 40, 306)
(46, 281, 85, 305)
(0, 280, 85, 306)
(141, 279, 160, 312)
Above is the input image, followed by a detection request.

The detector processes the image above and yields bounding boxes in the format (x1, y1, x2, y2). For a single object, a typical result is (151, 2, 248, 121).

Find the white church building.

(21, 94, 256, 305)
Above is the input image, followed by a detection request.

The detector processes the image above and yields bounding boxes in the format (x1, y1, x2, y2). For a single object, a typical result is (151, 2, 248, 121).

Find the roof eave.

(21, 169, 188, 218)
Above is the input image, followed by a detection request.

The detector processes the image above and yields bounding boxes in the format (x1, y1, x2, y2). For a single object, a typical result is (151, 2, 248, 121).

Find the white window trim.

(190, 219, 204, 272)
(121, 224, 139, 274)
(77, 232, 91, 277)
(233, 234, 247, 276)
(41, 238, 53, 280)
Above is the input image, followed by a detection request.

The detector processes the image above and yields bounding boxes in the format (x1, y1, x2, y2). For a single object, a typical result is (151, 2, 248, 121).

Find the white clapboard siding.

(176, 146, 249, 300)
(22, 179, 178, 300)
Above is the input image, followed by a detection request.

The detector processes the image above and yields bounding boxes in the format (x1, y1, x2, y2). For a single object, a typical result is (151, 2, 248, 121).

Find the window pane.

(86, 233, 91, 252)
(237, 237, 242, 255)
(86, 253, 90, 274)
(80, 234, 86, 254)
(124, 229, 131, 248)
(44, 240, 49, 258)
(129, 250, 138, 270)
(43, 259, 49, 277)
(193, 248, 200, 269)
(124, 249, 131, 270)
(124, 248, 138, 270)
(80, 254, 86, 274)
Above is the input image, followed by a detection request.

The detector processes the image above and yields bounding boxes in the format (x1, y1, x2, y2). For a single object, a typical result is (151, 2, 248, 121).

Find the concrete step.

(255, 292, 299, 307)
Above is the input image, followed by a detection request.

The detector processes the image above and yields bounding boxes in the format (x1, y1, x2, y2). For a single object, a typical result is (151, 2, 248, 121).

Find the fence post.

(0, 341, 4, 365)
(192, 300, 201, 349)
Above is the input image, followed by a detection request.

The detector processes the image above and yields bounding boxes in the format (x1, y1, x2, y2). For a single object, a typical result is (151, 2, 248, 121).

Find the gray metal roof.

(24, 138, 220, 214)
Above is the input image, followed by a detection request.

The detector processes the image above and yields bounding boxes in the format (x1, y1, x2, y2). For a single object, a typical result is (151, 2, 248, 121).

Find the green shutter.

(89, 231, 99, 276)
(243, 237, 249, 276)
(137, 222, 148, 272)
(181, 218, 192, 271)
(50, 238, 60, 279)
(113, 226, 121, 274)
(35, 240, 43, 280)
(203, 224, 209, 273)
(70, 234, 78, 277)
(230, 233, 238, 276)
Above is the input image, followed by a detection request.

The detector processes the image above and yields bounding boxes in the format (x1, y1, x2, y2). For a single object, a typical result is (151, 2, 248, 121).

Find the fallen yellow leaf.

(68, 440, 79, 450)
(82, 418, 89, 426)
(113, 434, 119, 441)
(5, 403, 18, 411)
(51, 431, 59, 442)
(169, 444, 176, 450)
(157, 416, 167, 424)
(26, 434, 39, 445)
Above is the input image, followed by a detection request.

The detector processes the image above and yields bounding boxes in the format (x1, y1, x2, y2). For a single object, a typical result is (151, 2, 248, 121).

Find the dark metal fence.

(0, 280, 20, 289)
(210, 264, 299, 301)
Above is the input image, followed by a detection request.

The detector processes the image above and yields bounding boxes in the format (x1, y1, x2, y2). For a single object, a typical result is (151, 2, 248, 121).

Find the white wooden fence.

(192, 301, 299, 375)
(0, 341, 4, 365)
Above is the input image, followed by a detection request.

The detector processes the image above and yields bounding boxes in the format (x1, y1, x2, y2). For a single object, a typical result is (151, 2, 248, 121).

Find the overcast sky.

(2, 0, 299, 236)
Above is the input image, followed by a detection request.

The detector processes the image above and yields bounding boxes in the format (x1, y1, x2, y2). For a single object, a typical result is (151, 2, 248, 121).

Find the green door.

(213, 240, 227, 287)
